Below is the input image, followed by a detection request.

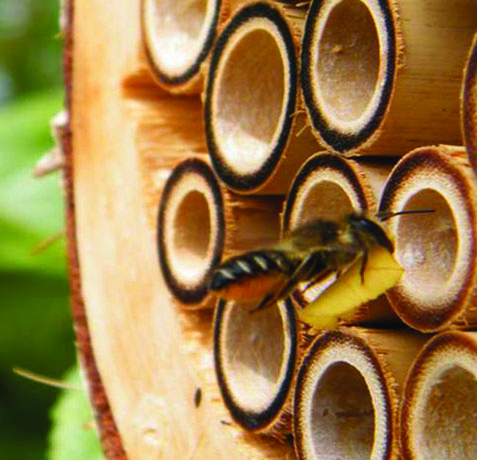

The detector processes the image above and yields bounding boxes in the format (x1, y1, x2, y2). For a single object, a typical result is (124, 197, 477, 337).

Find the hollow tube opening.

(420, 366, 477, 459)
(396, 189, 457, 295)
(224, 302, 285, 409)
(294, 180, 354, 226)
(310, 362, 375, 459)
(145, 0, 209, 76)
(172, 190, 212, 279)
(215, 28, 286, 174)
(317, 0, 380, 125)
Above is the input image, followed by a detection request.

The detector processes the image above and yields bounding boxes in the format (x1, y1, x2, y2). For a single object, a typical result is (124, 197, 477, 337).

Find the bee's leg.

(250, 293, 275, 313)
(251, 253, 323, 313)
(360, 250, 368, 284)
(302, 269, 333, 291)
(301, 280, 314, 291)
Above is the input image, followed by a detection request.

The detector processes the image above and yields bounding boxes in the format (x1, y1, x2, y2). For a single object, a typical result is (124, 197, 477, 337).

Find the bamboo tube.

(300, 0, 476, 155)
(462, 33, 477, 173)
(294, 328, 426, 460)
(158, 157, 227, 307)
(141, 0, 229, 93)
(400, 331, 477, 460)
(282, 152, 398, 325)
(125, 92, 207, 228)
(158, 157, 282, 307)
(379, 145, 477, 332)
(213, 297, 300, 436)
(205, 1, 318, 194)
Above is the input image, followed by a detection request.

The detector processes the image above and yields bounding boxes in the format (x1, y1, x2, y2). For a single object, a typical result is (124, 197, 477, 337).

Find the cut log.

(65, 0, 294, 458)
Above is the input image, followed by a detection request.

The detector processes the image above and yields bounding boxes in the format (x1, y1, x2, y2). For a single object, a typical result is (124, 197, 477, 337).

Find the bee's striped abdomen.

(208, 250, 296, 301)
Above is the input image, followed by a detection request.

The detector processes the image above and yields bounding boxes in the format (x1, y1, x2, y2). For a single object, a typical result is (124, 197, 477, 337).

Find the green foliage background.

(0, 1, 102, 458)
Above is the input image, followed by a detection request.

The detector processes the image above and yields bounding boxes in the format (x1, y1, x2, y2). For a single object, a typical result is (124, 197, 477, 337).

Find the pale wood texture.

(367, 0, 476, 155)
(126, 92, 207, 228)
(72, 0, 294, 458)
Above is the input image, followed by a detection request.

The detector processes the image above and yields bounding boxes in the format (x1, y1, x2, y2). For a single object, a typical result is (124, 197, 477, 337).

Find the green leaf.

(48, 366, 104, 460)
(0, 270, 75, 459)
(0, 90, 73, 456)
(0, 89, 66, 275)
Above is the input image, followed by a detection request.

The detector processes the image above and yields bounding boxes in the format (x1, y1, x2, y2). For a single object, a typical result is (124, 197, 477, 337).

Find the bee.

(208, 211, 431, 325)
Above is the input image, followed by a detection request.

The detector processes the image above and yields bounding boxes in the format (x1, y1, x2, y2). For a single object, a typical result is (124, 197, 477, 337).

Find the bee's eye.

(351, 217, 394, 253)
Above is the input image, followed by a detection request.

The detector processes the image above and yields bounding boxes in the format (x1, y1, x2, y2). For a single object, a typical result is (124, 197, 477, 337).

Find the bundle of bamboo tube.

(66, 0, 477, 458)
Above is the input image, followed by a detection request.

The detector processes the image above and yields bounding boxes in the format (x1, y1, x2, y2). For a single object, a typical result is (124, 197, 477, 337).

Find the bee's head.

(348, 213, 394, 253)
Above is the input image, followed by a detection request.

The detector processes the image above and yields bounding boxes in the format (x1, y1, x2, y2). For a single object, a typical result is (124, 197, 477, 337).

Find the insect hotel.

(64, 0, 477, 458)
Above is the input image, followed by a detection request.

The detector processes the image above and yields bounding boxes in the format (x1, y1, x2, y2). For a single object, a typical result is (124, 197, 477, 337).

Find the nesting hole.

(172, 191, 211, 278)
(224, 303, 285, 409)
(146, 0, 208, 75)
(295, 181, 354, 226)
(310, 362, 374, 459)
(317, 0, 380, 123)
(216, 28, 286, 174)
(420, 366, 477, 459)
(396, 189, 457, 295)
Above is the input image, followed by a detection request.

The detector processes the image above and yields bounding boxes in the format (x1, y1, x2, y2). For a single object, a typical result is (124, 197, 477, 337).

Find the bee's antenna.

(378, 209, 435, 222)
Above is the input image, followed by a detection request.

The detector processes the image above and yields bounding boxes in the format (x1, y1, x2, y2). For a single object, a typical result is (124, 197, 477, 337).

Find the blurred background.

(0, 1, 102, 458)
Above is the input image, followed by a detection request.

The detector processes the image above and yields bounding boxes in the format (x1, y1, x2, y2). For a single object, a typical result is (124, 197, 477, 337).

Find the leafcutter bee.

(208, 211, 430, 328)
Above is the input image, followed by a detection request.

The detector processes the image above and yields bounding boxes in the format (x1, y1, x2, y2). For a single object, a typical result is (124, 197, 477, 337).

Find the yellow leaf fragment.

(298, 248, 404, 329)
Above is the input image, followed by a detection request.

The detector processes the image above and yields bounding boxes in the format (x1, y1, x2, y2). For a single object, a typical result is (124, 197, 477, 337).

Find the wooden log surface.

(66, 0, 295, 458)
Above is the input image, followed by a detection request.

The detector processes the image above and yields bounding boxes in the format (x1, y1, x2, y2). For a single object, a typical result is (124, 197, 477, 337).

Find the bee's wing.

(298, 247, 404, 329)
